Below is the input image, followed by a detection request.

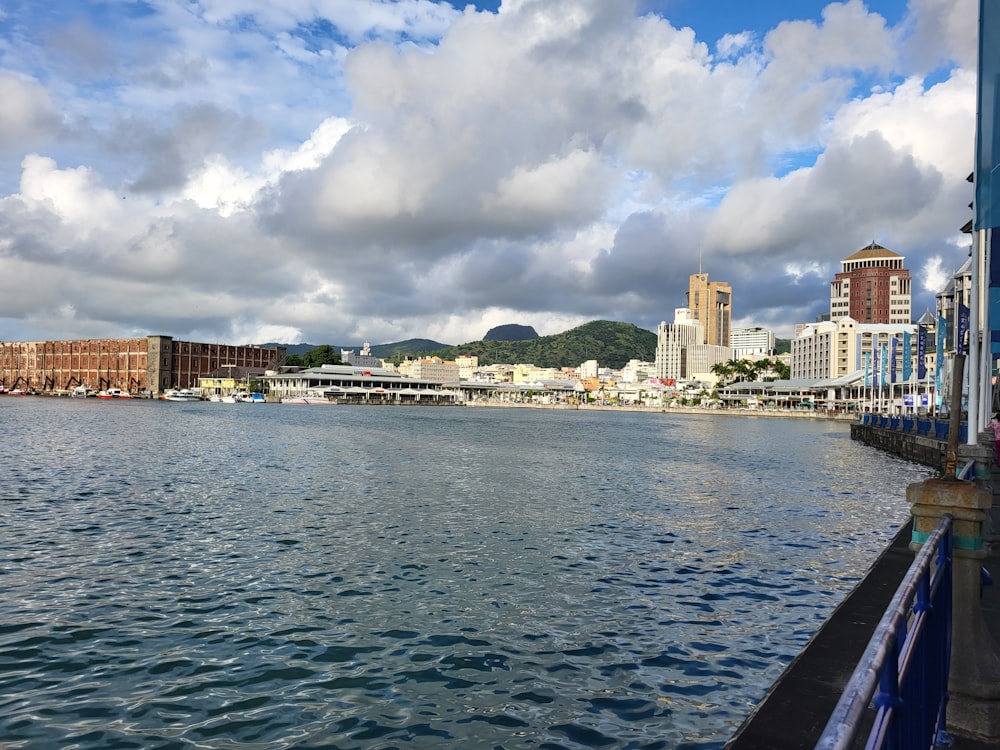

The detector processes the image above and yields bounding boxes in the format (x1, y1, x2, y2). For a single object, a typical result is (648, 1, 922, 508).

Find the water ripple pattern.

(0, 400, 932, 748)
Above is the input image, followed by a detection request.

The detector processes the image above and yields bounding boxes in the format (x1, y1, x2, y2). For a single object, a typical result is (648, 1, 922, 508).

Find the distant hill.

(428, 320, 656, 369)
(263, 322, 654, 369)
(483, 324, 539, 342)
(266, 326, 781, 369)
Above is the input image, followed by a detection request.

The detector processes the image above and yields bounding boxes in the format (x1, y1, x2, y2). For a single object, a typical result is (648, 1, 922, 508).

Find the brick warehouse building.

(0, 336, 285, 395)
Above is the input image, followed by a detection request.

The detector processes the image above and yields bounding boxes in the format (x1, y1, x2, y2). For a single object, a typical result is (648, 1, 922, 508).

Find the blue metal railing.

(815, 514, 953, 750)
(859, 414, 967, 442)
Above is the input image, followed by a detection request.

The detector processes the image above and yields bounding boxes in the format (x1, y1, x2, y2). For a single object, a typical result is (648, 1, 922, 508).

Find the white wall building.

(791, 317, 919, 382)
(455, 355, 478, 381)
(730, 327, 775, 359)
(620, 359, 656, 384)
(399, 357, 460, 383)
(655, 308, 731, 380)
(340, 342, 384, 368)
(655, 309, 704, 380)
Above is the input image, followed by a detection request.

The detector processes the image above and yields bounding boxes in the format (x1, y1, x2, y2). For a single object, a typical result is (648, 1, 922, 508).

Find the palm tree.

(711, 361, 734, 384)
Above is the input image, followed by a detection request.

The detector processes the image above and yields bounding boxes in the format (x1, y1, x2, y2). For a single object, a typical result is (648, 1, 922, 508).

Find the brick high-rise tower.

(830, 242, 912, 324)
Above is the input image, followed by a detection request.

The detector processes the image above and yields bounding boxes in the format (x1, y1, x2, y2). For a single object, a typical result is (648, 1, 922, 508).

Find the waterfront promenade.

(728, 417, 1000, 748)
(724, 521, 1000, 749)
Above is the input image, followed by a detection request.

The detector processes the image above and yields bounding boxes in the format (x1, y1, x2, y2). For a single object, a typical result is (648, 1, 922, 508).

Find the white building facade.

(791, 317, 919, 383)
(730, 327, 775, 359)
(655, 309, 705, 380)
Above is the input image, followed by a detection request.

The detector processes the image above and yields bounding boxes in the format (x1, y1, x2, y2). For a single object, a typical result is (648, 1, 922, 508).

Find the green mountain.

(267, 322, 657, 369)
(426, 320, 656, 369)
(483, 324, 539, 341)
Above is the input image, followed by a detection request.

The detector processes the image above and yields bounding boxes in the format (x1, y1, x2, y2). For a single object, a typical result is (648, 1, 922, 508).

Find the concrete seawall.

(850, 421, 946, 469)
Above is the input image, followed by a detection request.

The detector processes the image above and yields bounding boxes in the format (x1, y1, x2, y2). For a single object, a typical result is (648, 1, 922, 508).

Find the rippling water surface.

(0, 399, 932, 749)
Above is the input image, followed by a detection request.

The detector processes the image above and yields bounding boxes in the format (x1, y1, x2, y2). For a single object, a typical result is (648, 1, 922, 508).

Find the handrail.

(815, 514, 953, 750)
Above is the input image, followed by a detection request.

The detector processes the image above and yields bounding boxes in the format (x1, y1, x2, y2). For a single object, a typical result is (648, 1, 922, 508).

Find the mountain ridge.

(264, 322, 791, 369)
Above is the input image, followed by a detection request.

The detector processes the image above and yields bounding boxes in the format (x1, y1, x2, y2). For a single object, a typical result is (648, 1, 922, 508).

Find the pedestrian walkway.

(951, 548, 1000, 749)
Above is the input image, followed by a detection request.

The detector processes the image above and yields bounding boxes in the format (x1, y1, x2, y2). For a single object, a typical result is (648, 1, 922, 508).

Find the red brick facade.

(0, 336, 284, 395)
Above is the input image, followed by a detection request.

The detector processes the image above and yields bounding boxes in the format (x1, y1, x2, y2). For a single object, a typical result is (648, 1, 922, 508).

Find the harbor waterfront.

(0, 399, 933, 748)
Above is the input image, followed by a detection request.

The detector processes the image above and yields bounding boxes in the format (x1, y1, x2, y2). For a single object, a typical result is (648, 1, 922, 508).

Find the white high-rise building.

(655, 308, 729, 380)
(730, 327, 775, 359)
(655, 310, 703, 381)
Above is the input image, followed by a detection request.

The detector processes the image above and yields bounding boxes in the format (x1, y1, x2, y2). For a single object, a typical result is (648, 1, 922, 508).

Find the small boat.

(97, 388, 134, 399)
(282, 390, 337, 405)
(8, 388, 28, 396)
(163, 388, 202, 402)
(71, 385, 94, 398)
(222, 391, 266, 403)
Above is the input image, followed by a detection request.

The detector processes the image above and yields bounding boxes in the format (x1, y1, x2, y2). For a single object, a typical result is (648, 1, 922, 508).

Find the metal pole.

(970, 230, 981, 443)
(946, 353, 965, 477)
(982, 227, 994, 425)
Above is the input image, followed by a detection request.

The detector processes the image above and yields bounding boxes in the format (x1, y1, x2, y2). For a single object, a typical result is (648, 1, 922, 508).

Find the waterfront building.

(0, 336, 283, 395)
(262, 363, 459, 403)
(655, 308, 730, 381)
(620, 359, 656, 384)
(687, 273, 732, 347)
(198, 365, 268, 399)
(830, 242, 912, 325)
(685, 343, 734, 381)
(730, 326, 775, 359)
(935, 255, 971, 355)
(655, 309, 703, 380)
(512, 364, 565, 383)
(790, 317, 918, 382)
(455, 355, 478, 380)
(397, 356, 460, 384)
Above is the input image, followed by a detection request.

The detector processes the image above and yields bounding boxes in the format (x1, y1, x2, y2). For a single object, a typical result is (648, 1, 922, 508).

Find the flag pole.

(970, 229, 981, 443)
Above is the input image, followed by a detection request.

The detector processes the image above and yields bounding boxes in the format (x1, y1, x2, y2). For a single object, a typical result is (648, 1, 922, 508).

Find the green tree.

(711, 361, 734, 384)
(303, 345, 340, 368)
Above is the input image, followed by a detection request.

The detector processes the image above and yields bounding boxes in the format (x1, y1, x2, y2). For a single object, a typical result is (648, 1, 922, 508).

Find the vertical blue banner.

(918, 325, 927, 379)
(865, 350, 871, 389)
(903, 331, 912, 381)
(958, 303, 970, 355)
(890, 336, 898, 383)
(975, 0, 1000, 231)
(881, 341, 889, 388)
(873, 342, 880, 389)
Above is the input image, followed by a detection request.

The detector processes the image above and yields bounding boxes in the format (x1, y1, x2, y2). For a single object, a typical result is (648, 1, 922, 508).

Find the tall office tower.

(687, 273, 732, 347)
(655, 309, 704, 380)
(830, 242, 912, 325)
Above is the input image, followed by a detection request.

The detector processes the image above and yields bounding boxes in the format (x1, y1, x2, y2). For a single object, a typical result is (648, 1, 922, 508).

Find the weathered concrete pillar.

(908, 477, 1000, 741)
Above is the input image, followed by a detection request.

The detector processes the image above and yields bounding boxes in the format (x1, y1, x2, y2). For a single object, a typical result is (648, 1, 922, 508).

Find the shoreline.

(464, 400, 859, 421)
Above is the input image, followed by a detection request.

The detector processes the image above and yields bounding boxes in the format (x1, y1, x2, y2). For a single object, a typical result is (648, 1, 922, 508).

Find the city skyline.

(0, 0, 972, 346)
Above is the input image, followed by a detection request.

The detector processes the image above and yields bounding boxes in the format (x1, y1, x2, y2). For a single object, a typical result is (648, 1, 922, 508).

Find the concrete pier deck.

(724, 519, 1000, 749)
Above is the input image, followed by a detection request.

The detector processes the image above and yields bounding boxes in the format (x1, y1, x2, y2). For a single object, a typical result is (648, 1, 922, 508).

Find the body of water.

(0, 399, 932, 749)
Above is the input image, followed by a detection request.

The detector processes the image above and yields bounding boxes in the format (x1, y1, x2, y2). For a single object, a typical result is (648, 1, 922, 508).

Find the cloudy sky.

(0, 0, 978, 346)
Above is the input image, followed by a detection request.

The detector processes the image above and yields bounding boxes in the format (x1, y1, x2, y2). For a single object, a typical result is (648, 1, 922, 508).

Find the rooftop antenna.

(699, 249, 703, 274)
